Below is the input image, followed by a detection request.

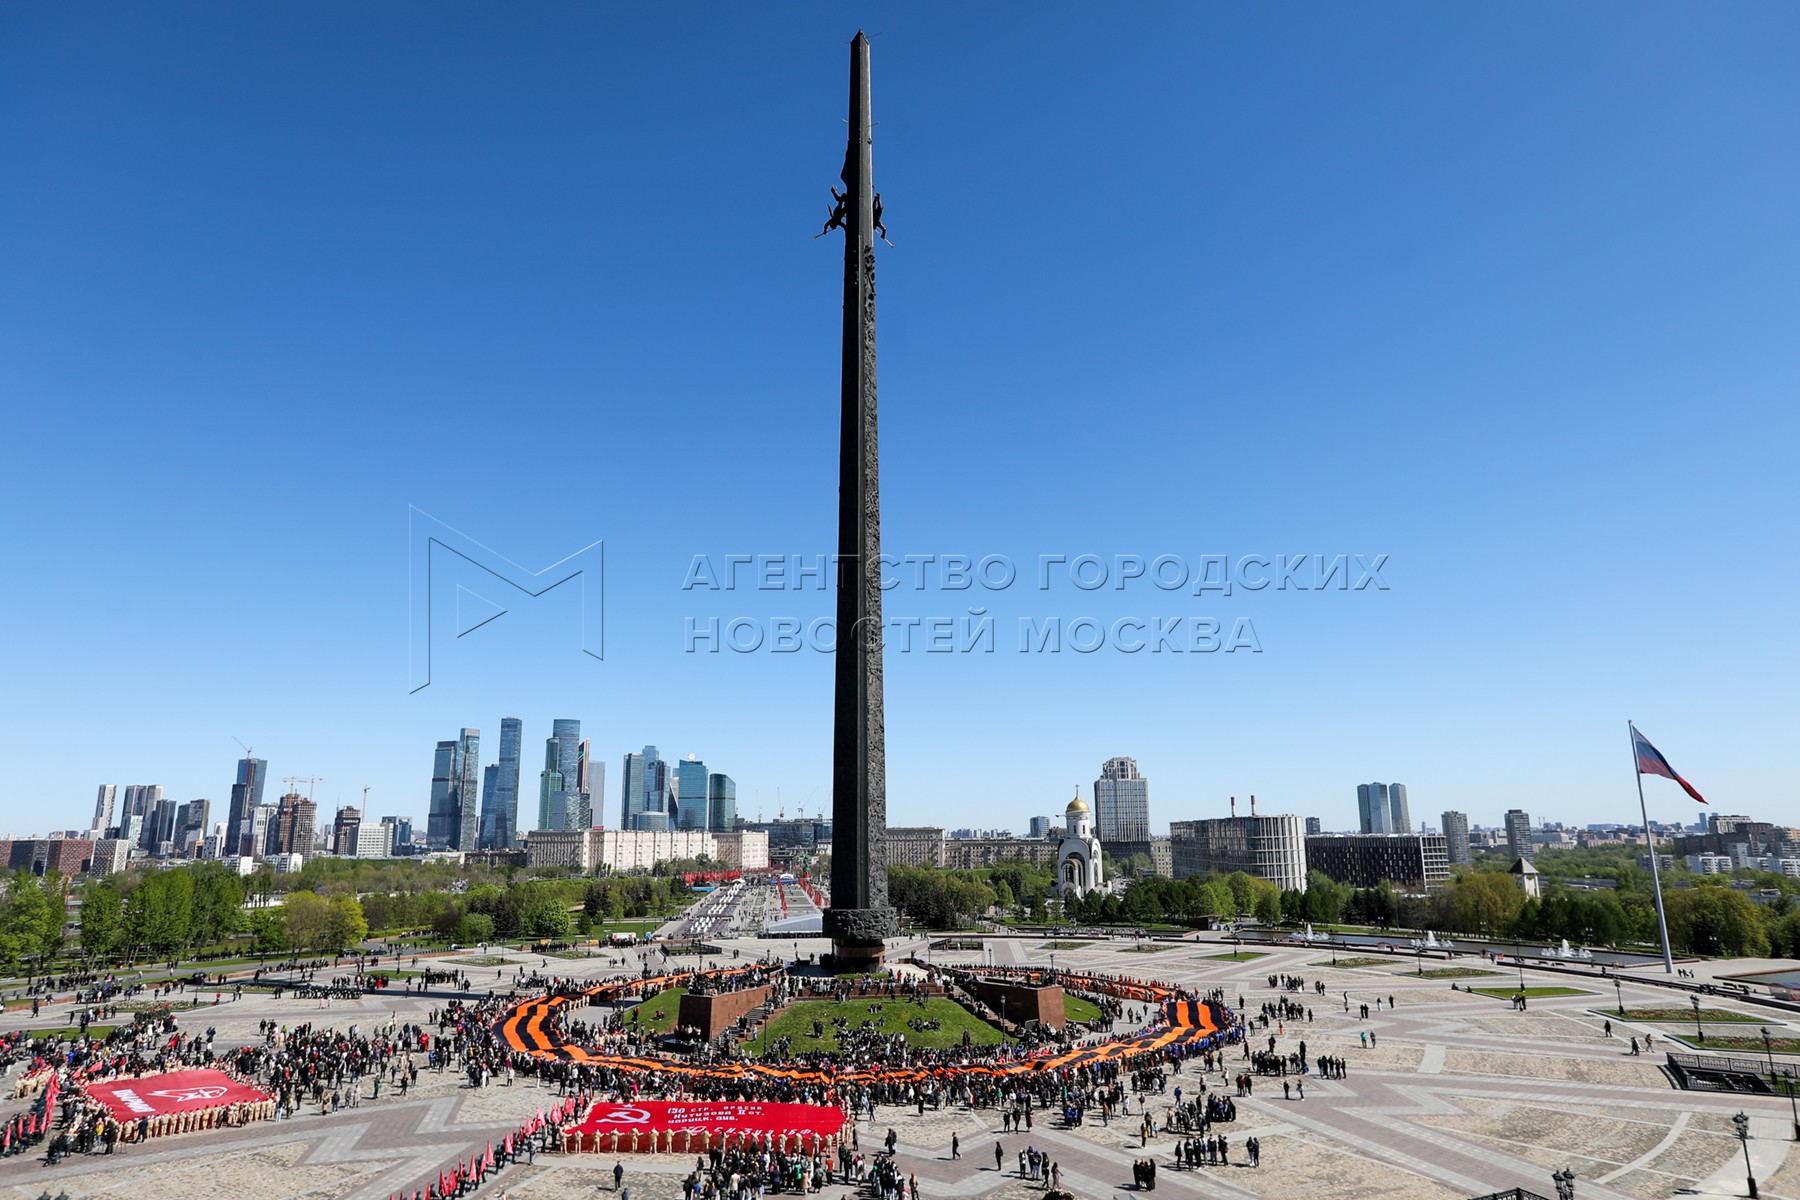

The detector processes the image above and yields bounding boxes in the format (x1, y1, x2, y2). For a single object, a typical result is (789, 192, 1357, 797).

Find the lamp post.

(1516, 944, 1527, 992)
(1614, 976, 1624, 1017)
(1692, 994, 1705, 1044)
(1732, 1111, 1757, 1199)
(1784, 1069, 1800, 1143)
(1551, 1166, 1576, 1200)
(1762, 1028, 1777, 1090)
(1331, 935, 1338, 966)
(1050, 952, 1057, 982)
(1417, 946, 1424, 977)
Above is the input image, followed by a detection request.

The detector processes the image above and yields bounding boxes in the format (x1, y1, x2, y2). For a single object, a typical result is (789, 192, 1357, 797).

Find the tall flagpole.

(1630, 720, 1676, 974)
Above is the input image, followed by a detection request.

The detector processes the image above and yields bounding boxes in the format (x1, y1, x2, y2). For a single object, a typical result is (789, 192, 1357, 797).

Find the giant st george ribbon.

(497, 963, 1229, 1085)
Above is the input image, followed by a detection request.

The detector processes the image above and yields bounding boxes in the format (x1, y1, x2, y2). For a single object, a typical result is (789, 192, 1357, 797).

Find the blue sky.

(2, 4, 1795, 838)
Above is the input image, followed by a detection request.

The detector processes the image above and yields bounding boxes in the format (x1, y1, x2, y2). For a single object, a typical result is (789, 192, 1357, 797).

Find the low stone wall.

(679, 985, 771, 1040)
(966, 979, 1066, 1030)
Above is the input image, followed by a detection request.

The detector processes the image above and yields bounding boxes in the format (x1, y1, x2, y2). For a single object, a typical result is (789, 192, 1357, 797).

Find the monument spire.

(823, 31, 898, 968)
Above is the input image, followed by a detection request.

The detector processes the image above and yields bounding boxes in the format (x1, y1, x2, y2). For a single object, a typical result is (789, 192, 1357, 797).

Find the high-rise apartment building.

(271, 792, 317, 856)
(1357, 783, 1409, 835)
(427, 739, 462, 849)
(145, 798, 178, 853)
(92, 784, 117, 834)
(708, 773, 737, 833)
(175, 799, 210, 853)
(676, 755, 709, 830)
(1094, 756, 1152, 859)
(1440, 810, 1472, 866)
(227, 758, 267, 857)
(1504, 809, 1532, 860)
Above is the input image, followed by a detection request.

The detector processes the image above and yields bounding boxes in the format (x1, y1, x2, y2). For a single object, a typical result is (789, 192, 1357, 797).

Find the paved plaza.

(0, 932, 1794, 1200)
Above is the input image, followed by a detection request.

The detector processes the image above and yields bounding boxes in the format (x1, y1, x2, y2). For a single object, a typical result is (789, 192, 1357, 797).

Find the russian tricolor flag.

(1631, 724, 1707, 804)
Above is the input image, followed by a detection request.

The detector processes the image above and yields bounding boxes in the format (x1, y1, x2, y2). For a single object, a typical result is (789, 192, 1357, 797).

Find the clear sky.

(2, 4, 1795, 838)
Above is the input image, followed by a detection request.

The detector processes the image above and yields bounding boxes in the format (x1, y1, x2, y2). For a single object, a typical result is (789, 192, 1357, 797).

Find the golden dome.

(1066, 789, 1089, 815)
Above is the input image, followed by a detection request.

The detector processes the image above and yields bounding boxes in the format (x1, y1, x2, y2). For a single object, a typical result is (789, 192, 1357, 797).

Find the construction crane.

(232, 736, 253, 760)
(361, 786, 371, 819)
(282, 776, 323, 801)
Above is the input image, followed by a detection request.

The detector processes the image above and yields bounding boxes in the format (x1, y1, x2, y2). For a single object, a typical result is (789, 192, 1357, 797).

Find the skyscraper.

(708, 773, 737, 833)
(1504, 808, 1532, 860)
(478, 764, 501, 848)
(1093, 757, 1151, 858)
(427, 739, 462, 849)
(145, 798, 177, 852)
(573, 737, 595, 829)
(621, 745, 667, 830)
(1357, 783, 1409, 835)
(227, 757, 267, 857)
(492, 716, 522, 846)
(455, 728, 481, 850)
(1441, 810, 1472, 865)
(1304, 816, 1323, 836)
(537, 719, 582, 831)
(92, 784, 117, 833)
(676, 754, 709, 830)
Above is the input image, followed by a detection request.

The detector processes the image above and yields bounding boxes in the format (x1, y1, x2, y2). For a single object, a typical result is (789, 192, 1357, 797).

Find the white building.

(1053, 790, 1104, 899)
(1686, 853, 1734, 875)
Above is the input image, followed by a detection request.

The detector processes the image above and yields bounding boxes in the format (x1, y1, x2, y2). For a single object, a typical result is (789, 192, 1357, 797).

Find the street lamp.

(1784, 1069, 1800, 1143)
(1050, 952, 1056, 982)
(1692, 994, 1705, 1044)
(1732, 1111, 1757, 1199)
(1614, 976, 1624, 1017)
(1330, 935, 1337, 966)
(1551, 1166, 1576, 1200)
(1417, 946, 1424, 977)
(1762, 1028, 1777, 1091)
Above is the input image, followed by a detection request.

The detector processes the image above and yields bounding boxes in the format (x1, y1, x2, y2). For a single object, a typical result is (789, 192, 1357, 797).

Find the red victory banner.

(86, 1068, 270, 1122)
(572, 1100, 843, 1140)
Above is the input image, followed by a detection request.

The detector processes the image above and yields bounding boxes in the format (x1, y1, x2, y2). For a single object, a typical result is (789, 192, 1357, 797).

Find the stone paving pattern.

(0, 932, 1794, 1200)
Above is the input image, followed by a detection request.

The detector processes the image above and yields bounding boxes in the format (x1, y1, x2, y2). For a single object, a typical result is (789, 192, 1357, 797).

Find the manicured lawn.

(1416, 967, 1500, 979)
(626, 987, 687, 1035)
(28, 1026, 116, 1039)
(1063, 996, 1104, 1024)
(1117, 944, 1175, 953)
(1686, 1035, 1800, 1054)
(456, 955, 514, 967)
(1204, 951, 1268, 962)
(1038, 941, 1091, 951)
(1471, 986, 1592, 999)
(1618, 1007, 1766, 1024)
(1316, 957, 1395, 969)
(751, 997, 1006, 1057)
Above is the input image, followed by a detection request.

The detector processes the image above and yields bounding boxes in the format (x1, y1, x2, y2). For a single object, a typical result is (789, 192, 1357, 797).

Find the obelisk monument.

(822, 31, 898, 969)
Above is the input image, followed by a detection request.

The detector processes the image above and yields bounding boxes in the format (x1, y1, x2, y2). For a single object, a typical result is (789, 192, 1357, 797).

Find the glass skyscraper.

(480, 716, 522, 848)
(676, 755, 709, 830)
(455, 728, 481, 850)
(537, 719, 583, 831)
(427, 739, 461, 849)
(1094, 756, 1151, 857)
(227, 758, 266, 857)
(621, 745, 667, 830)
(1357, 782, 1410, 835)
(708, 773, 736, 833)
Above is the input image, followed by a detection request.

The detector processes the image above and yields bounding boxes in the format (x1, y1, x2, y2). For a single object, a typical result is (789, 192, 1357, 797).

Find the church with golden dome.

(1054, 787, 1104, 898)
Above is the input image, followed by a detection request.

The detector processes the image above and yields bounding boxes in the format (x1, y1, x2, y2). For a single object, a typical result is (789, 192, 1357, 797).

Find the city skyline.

(3, 8, 1794, 835)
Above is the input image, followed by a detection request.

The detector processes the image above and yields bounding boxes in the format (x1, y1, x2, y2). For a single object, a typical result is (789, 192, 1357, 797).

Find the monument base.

(823, 905, 897, 972)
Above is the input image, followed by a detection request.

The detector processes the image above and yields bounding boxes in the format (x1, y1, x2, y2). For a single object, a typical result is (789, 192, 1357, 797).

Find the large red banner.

(571, 1100, 843, 1139)
(85, 1068, 269, 1121)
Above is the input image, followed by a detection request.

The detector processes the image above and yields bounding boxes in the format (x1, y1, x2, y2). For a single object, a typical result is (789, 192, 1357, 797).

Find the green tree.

(324, 893, 369, 949)
(81, 882, 124, 959)
(282, 890, 330, 952)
